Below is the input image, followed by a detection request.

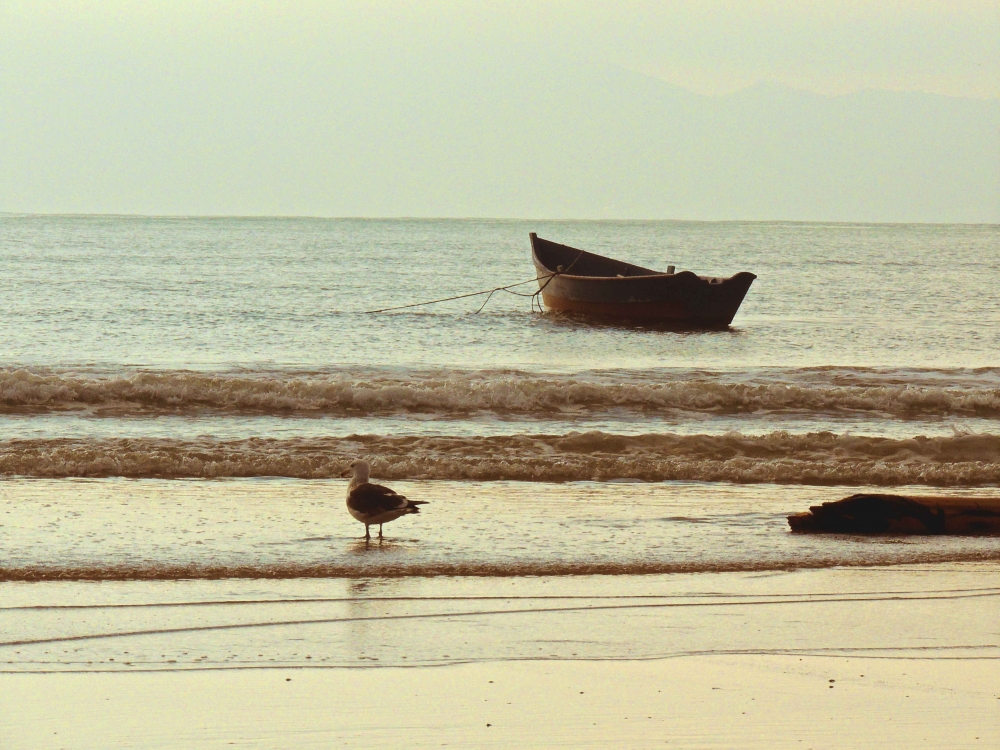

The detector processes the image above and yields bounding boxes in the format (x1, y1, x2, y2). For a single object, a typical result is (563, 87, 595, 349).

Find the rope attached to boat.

(358, 250, 583, 315)
(357, 275, 549, 315)
(356, 249, 585, 315)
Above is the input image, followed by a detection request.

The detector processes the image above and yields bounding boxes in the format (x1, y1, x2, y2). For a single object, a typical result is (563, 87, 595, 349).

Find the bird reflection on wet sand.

(347, 537, 419, 555)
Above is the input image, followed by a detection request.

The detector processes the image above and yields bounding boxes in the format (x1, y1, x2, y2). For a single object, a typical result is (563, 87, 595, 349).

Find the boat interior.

(531, 235, 662, 278)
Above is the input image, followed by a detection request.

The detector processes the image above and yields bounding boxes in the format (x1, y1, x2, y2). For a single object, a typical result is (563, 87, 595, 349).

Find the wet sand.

(2, 563, 998, 748)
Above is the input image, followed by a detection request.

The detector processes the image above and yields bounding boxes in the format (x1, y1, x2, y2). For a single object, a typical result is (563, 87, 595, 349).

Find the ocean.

(1, 215, 999, 587)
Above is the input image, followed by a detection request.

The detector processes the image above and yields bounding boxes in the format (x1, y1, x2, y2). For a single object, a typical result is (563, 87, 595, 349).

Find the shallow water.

(3, 479, 999, 581)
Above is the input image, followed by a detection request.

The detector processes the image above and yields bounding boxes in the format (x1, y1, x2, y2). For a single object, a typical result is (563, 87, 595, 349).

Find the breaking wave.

(3, 431, 999, 486)
(1, 368, 1000, 419)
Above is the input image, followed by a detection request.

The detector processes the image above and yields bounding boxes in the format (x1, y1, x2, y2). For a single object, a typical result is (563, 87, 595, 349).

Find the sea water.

(1, 216, 998, 587)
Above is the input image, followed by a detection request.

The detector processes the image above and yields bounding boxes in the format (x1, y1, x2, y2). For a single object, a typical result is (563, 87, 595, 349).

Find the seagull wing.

(347, 482, 412, 514)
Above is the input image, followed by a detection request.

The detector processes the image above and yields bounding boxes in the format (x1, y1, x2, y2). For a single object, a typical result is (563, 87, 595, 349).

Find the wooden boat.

(787, 493, 1000, 535)
(530, 233, 756, 325)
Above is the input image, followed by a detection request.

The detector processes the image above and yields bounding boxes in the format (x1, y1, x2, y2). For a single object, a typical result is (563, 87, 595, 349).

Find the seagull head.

(341, 458, 370, 483)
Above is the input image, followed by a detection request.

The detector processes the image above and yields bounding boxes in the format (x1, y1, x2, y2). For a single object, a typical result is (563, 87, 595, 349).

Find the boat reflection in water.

(530, 233, 756, 327)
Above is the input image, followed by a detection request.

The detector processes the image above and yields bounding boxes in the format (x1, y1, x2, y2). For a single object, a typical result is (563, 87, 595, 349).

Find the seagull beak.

(340, 468, 352, 478)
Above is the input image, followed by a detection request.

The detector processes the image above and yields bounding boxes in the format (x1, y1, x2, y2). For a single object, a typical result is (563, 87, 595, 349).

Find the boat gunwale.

(532, 256, 753, 284)
(529, 234, 755, 284)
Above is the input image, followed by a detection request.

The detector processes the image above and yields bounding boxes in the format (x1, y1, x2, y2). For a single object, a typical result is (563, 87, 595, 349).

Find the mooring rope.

(356, 249, 585, 315)
(357, 275, 550, 315)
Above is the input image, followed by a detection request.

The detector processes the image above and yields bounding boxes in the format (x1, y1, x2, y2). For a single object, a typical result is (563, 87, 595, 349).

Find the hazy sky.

(2, 1, 998, 218)
(5, 1, 997, 96)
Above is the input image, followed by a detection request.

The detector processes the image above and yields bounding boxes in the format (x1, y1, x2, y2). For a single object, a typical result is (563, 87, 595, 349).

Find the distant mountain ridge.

(387, 63, 998, 222)
(2, 60, 997, 221)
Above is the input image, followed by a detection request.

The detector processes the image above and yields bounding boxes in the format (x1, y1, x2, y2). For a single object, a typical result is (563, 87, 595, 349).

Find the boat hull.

(530, 234, 755, 325)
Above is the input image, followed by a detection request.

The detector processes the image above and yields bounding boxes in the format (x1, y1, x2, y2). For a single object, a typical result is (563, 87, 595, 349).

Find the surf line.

(6, 646, 1000, 676)
(3, 589, 999, 649)
(6, 585, 1000, 612)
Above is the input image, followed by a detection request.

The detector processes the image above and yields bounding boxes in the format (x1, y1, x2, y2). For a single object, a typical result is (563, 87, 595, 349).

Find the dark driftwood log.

(787, 494, 1000, 535)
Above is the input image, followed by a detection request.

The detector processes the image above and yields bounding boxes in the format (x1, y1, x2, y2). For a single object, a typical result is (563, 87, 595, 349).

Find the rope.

(357, 276, 550, 315)
(356, 249, 585, 315)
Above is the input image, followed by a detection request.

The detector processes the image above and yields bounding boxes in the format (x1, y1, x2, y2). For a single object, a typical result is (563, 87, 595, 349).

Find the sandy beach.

(3, 563, 998, 748)
(6, 654, 999, 749)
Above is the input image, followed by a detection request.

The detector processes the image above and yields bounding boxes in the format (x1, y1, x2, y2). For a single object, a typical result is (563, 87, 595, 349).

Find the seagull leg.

(364, 524, 370, 541)
(378, 524, 383, 539)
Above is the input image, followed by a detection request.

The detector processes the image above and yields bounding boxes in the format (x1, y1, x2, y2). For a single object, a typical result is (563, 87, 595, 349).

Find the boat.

(530, 233, 756, 325)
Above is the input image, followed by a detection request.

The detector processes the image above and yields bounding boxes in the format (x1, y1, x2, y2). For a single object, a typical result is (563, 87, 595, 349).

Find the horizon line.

(1, 212, 998, 228)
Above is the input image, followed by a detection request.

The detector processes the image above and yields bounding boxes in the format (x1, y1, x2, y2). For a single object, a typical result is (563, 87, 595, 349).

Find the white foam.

(2, 430, 998, 485)
(1, 368, 998, 418)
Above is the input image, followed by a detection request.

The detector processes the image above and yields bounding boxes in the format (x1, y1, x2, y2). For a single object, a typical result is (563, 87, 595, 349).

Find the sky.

(1, 1, 998, 220)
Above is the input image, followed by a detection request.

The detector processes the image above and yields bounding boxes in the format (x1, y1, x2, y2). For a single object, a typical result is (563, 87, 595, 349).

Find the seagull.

(341, 459, 426, 540)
